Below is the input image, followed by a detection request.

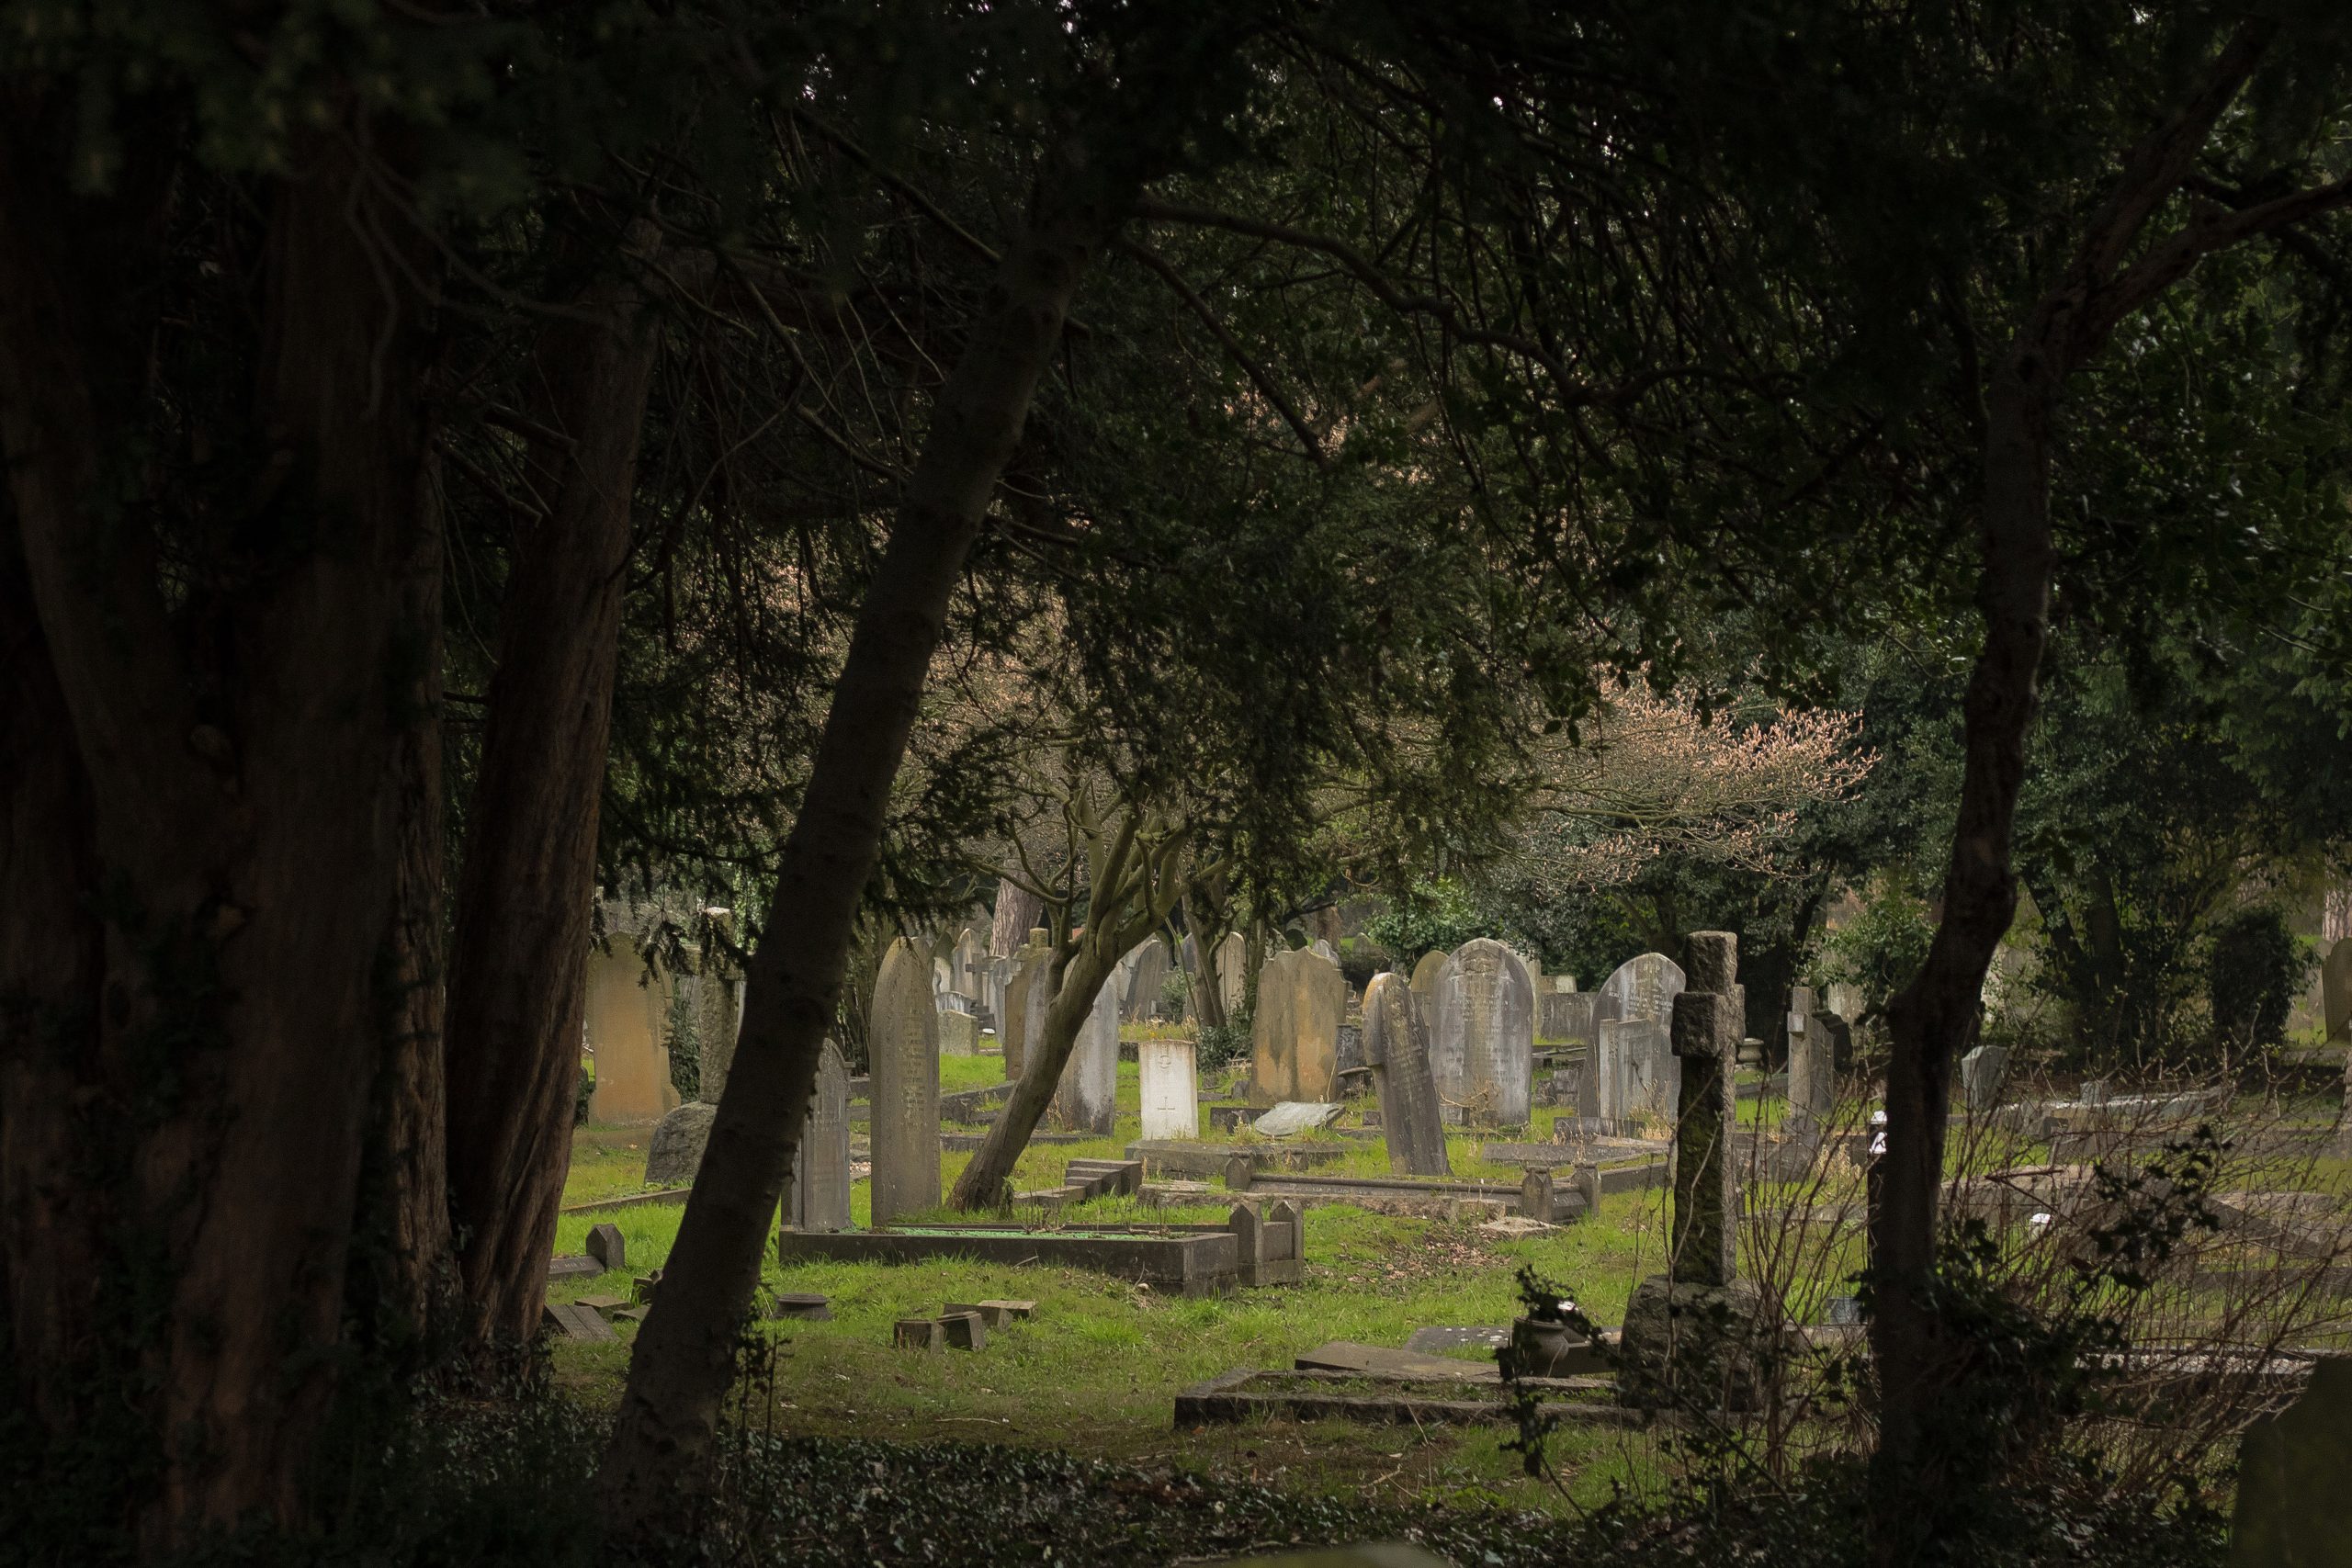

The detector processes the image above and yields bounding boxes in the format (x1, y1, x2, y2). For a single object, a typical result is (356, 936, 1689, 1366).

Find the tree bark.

(594, 155, 1130, 1534)
(990, 875, 1045, 957)
(442, 224, 667, 1352)
(0, 118, 437, 1543)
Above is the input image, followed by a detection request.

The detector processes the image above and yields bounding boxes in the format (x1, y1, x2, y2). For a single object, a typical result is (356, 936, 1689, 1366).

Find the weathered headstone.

(954, 927, 984, 996)
(1363, 973, 1450, 1176)
(2324, 938, 2352, 1044)
(585, 1222, 627, 1270)
(1429, 938, 1535, 1126)
(1004, 931, 1053, 1080)
(1250, 947, 1346, 1106)
(1408, 950, 1448, 998)
(690, 970, 744, 1101)
(1785, 986, 1835, 1138)
(1125, 936, 1170, 1021)
(2227, 1354, 2352, 1567)
(582, 936, 682, 1123)
(1595, 1017, 1673, 1124)
(1138, 1036, 1200, 1140)
(1959, 1043, 2009, 1113)
(1215, 931, 1249, 1016)
(938, 1007, 978, 1057)
(1310, 937, 1340, 965)
(868, 938, 940, 1225)
(1597, 952, 1686, 1119)
(643, 1101, 717, 1186)
(1052, 972, 1120, 1134)
(785, 1040, 852, 1232)
(1538, 979, 1595, 1045)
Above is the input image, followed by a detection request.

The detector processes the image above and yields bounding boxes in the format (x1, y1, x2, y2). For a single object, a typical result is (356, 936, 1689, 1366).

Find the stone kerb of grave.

(1052, 971, 1120, 1134)
(1363, 972, 1450, 1177)
(1249, 947, 1346, 1107)
(1429, 938, 1535, 1127)
(1617, 931, 1767, 1410)
(783, 1039, 854, 1233)
(868, 939, 940, 1226)
(1138, 1035, 1201, 1141)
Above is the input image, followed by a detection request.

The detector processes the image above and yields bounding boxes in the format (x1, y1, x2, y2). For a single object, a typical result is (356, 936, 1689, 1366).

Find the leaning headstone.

(785, 1039, 853, 1233)
(1125, 936, 1170, 1021)
(585, 1223, 627, 1271)
(1052, 972, 1119, 1134)
(2324, 938, 2352, 1044)
(1138, 1036, 1200, 1140)
(2227, 1354, 2352, 1567)
(1429, 938, 1535, 1127)
(868, 939, 940, 1225)
(1959, 1043, 2009, 1113)
(1252, 1100, 1345, 1137)
(643, 1101, 718, 1186)
(938, 1008, 979, 1058)
(1785, 986, 1835, 1138)
(1249, 947, 1346, 1106)
(1363, 973, 1450, 1176)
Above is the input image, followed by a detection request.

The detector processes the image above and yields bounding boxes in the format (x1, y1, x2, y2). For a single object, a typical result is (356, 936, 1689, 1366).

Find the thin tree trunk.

(1181, 894, 1227, 1031)
(594, 158, 1129, 1533)
(443, 225, 666, 1351)
(950, 933, 1119, 1208)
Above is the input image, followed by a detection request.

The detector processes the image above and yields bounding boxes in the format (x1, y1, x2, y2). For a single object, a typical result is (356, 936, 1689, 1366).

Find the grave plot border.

(1173, 1367, 1637, 1429)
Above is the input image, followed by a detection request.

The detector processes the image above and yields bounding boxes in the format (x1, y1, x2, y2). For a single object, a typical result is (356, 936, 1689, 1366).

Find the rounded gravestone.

(643, 1100, 717, 1186)
(1124, 936, 1170, 1021)
(1363, 973, 1449, 1176)
(1408, 950, 1448, 998)
(1429, 938, 1535, 1126)
(1215, 932, 1249, 1016)
(1598, 952, 1687, 1122)
(868, 938, 940, 1225)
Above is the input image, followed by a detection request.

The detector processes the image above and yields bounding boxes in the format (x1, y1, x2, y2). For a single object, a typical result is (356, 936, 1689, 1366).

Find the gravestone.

(1215, 931, 1249, 1016)
(1125, 936, 1170, 1021)
(1138, 1036, 1200, 1140)
(1250, 947, 1346, 1106)
(1334, 1021, 1364, 1077)
(643, 1101, 717, 1185)
(1429, 938, 1535, 1126)
(1052, 973, 1120, 1134)
(1825, 981, 1864, 1023)
(954, 927, 984, 996)
(1618, 931, 1763, 1409)
(2324, 938, 2352, 1044)
(1310, 937, 1340, 965)
(784, 1040, 852, 1232)
(933, 954, 953, 999)
(985, 956, 1011, 1032)
(1005, 931, 1054, 1081)
(1539, 980, 1595, 1045)
(690, 971, 744, 1101)
(868, 938, 940, 1225)
(585, 1222, 627, 1270)
(1408, 950, 1448, 999)
(2228, 1355, 2352, 1567)
(1959, 1043, 2008, 1113)
(1785, 986, 1835, 1137)
(1596, 1017, 1674, 1124)
(583, 936, 682, 1123)
(1363, 973, 1449, 1176)
(938, 1007, 979, 1057)
(1597, 952, 1685, 1119)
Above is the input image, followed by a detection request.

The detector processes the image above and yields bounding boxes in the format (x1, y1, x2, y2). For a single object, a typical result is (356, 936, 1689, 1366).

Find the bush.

(1815, 873, 1935, 1023)
(2207, 907, 2313, 1055)
(1196, 1010, 1250, 1075)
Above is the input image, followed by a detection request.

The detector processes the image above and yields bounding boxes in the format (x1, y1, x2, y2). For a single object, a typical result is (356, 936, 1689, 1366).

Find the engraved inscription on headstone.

(1429, 938, 1535, 1127)
(868, 939, 940, 1225)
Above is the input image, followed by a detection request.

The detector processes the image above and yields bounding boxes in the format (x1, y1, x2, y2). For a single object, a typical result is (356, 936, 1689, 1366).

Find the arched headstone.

(869, 938, 940, 1225)
(785, 1041, 853, 1233)
(1408, 950, 1447, 998)
(1429, 938, 1535, 1126)
(1215, 932, 1248, 1016)
(1124, 936, 1170, 1021)
(1250, 947, 1345, 1106)
(1363, 973, 1449, 1175)
(1598, 952, 1686, 1122)
(1053, 972, 1120, 1133)
(1004, 931, 1053, 1080)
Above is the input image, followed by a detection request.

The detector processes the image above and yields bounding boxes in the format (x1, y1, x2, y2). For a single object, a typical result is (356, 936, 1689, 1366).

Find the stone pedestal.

(1616, 1274, 1770, 1410)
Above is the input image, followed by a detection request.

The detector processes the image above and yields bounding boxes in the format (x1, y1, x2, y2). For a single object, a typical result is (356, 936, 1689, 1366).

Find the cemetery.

(15, 10, 2352, 1568)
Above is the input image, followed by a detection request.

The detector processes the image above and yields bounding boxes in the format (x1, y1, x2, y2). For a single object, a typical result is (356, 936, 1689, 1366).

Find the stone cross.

(1669, 931, 1740, 1288)
(868, 938, 940, 1225)
(1363, 973, 1450, 1176)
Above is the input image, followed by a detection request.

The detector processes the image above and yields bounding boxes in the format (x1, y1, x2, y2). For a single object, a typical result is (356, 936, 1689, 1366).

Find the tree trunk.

(949, 933, 1119, 1208)
(594, 159, 1128, 1535)
(990, 876, 1045, 957)
(442, 226, 666, 1352)
(1181, 895, 1227, 1031)
(0, 122, 436, 1543)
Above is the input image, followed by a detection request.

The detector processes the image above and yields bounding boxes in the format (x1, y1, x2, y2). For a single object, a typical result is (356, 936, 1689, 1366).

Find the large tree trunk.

(990, 876, 1045, 957)
(594, 160, 1129, 1535)
(442, 226, 666, 1352)
(0, 118, 436, 1544)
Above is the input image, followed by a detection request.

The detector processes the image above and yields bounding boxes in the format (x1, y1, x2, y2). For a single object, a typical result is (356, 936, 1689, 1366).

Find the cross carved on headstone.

(1668, 931, 1740, 1288)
